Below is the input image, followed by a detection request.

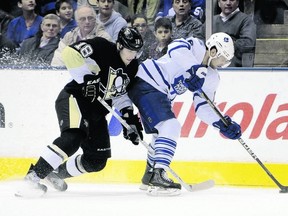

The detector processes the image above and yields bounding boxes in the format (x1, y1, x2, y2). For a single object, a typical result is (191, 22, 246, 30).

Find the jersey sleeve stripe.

(140, 63, 160, 86)
(152, 60, 170, 90)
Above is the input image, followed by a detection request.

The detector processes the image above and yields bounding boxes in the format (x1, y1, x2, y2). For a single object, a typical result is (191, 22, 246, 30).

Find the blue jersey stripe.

(168, 40, 191, 57)
(172, 39, 192, 49)
(195, 101, 207, 113)
(152, 60, 171, 90)
(140, 63, 160, 86)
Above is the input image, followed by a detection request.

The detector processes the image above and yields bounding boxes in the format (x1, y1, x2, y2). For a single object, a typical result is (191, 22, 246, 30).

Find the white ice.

(0, 181, 288, 216)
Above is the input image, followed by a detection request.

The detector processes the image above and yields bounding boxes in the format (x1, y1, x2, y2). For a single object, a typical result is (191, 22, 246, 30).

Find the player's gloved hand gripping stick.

(120, 107, 143, 145)
(198, 89, 288, 193)
(97, 96, 215, 192)
(184, 65, 207, 92)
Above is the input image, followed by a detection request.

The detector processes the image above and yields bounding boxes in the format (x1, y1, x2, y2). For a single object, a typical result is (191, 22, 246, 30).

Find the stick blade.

(187, 179, 215, 192)
(279, 187, 288, 193)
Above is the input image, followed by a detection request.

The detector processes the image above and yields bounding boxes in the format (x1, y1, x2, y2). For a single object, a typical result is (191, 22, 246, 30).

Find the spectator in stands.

(131, 13, 156, 62)
(0, 10, 14, 35)
(0, 10, 17, 64)
(6, 0, 43, 47)
(112, 1, 131, 22)
(51, 5, 111, 66)
(0, 35, 17, 64)
(147, 17, 172, 60)
(157, 0, 205, 23)
(36, 0, 77, 16)
(145, 0, 161, 27)
(127, 0, 144, 16)
(167, 0, 205, 41)
(0, 34, 16, 52)
(18, 13, 61, 65)
(55, 0, 77, 38)
(0, 0, 22, 17)
(77, 0, 99, 14)
(127, 1, 161, 27)
(213, 0, 256, 67)
(96, 0, 127, 42)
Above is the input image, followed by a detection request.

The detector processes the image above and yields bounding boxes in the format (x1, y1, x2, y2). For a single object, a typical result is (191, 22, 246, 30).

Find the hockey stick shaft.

(198, 89, 288, 191)
(96, 97, 153, 155)
(97, 97, 194, 192)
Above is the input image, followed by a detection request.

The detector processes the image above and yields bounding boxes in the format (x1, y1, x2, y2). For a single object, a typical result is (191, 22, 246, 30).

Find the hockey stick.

(198, 89, 288, 193)
(97, 96, 215, 192)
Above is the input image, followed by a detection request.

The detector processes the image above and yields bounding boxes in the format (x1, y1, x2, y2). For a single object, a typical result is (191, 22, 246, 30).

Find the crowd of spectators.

(0, 0, 287, 68)
(51, 4, 111, 66)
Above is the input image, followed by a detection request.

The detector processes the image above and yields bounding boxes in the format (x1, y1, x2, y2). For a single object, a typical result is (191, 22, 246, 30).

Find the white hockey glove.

(120, 107, 143, 145)
(184, 65, 207, 92)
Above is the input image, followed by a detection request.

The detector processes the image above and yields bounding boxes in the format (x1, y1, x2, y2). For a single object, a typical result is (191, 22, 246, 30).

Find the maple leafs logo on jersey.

(102, 67, 130, 100)
(171, 76, 187, 95)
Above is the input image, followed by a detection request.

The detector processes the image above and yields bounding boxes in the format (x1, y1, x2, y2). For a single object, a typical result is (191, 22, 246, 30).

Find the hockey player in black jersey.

(15, 27, 144, 197)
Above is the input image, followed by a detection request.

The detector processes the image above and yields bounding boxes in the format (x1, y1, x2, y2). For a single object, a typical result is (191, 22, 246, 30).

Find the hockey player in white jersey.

(128, 32, 242, 195)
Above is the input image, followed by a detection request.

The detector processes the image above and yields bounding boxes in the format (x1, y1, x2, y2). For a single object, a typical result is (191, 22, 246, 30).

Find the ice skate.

(139, 162, 153, 191)
(146, 168, 181, 196)
(43, 170, 68, 192)
(15, 170, 47, 198)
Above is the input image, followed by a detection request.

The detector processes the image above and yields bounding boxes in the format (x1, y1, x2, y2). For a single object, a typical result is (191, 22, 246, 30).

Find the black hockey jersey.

(62, 37, 139, 112)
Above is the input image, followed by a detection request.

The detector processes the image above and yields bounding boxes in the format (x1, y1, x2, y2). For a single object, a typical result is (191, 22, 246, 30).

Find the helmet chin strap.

(206, 47, 218, 68)
(207, 50, 217, 68)
(207, 56, 213, 67)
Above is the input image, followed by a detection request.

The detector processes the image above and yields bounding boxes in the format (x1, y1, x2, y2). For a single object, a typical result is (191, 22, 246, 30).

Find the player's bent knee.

(53, 129, 86, 156)
(156, 118, 181, 140)
(81, 157, 107, 173)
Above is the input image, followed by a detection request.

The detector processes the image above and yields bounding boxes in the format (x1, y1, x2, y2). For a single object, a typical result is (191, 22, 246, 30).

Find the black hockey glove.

(185, 65, 207, 92)
(213, 116, 242, 140)
(120, 107, 143, 145)
(82, 74, 100, 102)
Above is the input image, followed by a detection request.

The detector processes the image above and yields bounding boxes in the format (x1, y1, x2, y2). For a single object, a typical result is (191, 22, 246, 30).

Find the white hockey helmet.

(206, 32, 234, 67)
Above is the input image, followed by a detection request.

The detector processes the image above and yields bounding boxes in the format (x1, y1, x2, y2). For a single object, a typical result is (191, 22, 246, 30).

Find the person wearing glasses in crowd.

(51, 5, 111, 66)
(131, 13, 156, 63)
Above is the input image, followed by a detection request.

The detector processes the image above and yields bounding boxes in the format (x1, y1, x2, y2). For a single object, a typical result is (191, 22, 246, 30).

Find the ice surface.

(0, 181, 288, 216)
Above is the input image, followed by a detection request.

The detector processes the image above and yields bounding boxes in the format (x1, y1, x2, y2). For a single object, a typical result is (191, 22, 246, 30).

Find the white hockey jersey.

(136, 37, 222, 125)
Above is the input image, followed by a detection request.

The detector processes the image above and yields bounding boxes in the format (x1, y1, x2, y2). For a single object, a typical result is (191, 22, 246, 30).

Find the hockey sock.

(33, 144, 69, 179)
(33, 157, 55, 179)
(153, 118, 180, 169)
(62, 154, 87, 178)
(55, 162, 73, 179)
(154, 137, 176, 169)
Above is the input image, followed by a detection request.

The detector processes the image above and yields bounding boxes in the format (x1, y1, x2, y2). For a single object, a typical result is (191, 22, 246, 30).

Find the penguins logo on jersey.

(102, 67, 130, 100)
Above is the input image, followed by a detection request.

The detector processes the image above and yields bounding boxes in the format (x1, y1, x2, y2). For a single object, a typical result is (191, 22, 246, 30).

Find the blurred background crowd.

(0, 0, 288, 68)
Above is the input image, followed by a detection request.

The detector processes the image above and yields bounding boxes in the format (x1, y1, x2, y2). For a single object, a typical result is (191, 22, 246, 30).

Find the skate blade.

(146, 185, 181, 196)
(139, 184, 148, 191)
(42, 176, 68, 192)
(15, 181, 47, 198)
